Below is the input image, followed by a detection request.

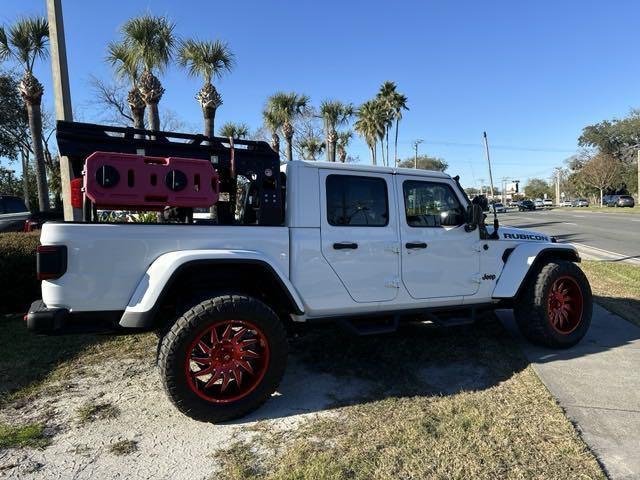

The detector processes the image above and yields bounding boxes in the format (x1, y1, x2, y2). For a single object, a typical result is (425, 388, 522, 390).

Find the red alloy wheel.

(546, 275, 584, 334)
(185, 320, 270, 403)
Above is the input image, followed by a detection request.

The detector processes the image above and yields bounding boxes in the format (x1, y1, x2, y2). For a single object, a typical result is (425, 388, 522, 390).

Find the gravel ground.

(0, 341, 372, 480)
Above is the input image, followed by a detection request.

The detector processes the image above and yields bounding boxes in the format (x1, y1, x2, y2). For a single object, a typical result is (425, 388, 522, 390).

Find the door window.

(326, 175, 388, 226)
(403, 181, 465, 227)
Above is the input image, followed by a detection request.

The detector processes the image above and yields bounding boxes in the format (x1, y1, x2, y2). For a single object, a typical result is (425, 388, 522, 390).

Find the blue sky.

(3, 0, 640, 188)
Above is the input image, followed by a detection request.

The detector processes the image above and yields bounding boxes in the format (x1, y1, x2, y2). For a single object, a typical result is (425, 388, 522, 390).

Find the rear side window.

(403, 180, 465, 227)
(326, 175, 389, 226)
(2, 197, 28, 213)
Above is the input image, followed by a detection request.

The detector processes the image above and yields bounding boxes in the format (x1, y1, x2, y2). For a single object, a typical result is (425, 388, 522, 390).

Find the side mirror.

(472, 195, 489, 211)
(465, 204, 484, 232)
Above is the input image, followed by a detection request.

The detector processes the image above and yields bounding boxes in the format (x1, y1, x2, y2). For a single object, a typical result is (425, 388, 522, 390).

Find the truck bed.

(40, 222, 290, 312)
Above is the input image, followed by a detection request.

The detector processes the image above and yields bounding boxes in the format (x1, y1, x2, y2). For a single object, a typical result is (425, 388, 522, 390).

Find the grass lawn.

(575, 206, 640, 214)
(581, 260, 640, 326)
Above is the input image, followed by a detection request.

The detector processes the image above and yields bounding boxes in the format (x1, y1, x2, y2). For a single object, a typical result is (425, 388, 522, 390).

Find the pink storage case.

(83, 151, 219, 209)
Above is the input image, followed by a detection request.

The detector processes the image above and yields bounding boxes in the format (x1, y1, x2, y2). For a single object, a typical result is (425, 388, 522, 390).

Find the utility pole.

(555, 168, 561, 206)
(482, 132, 495, 199)
(413, 139, 423, 169)
(47, 0, 81, 221)
(637, 150, 640, 205)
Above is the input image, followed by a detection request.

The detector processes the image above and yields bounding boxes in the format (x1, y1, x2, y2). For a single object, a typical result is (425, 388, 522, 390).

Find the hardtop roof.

(290, 160, 452, 179)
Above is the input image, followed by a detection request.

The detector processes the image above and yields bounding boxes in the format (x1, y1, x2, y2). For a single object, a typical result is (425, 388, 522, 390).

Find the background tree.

(390, 91, 408, 165)
(298, 135, 325, 160)
(398, 155, 448, 172)
(336, 130, 353, 163)
(106, 41, 145, 129)
(578, 153, 622, 206)
(219, 121, 249, 139)
(265, 92, 309, 161)
(376, 81, 397, 166)
(354, 99, 387, 165)
(319, 100, 353, 162)
(0, 17, 50, 211)
(178, 39, 234, 138)
(524, 178, 553, 200)
(262, 108, 283, 154)
(121, 15, 176, 131)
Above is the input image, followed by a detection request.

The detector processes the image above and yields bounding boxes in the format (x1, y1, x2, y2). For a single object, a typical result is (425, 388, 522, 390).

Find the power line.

(397, 139, 576, 153)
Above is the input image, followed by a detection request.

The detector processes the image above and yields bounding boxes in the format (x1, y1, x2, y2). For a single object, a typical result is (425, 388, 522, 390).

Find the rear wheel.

(158, 294, 287, 422)
(514, 261, 592, 348)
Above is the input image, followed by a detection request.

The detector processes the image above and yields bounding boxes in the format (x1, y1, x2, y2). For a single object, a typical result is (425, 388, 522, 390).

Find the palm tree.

(376, 81, 398, 166)
(106, 40, 145, 129)
(390, 92, 408, 166)
(0, 17, 50, 211)
(354, 100, 386, 165)
(298, 135, 325, 160)
(121, 15, 176, 131)
(263, 108, 283, 154)
(178, 39, 234, 138)
(319, 100, 353, 162)
(219, 122, 249, 139)
(336, 130, 353, 163)
(265, 92, 309, 161)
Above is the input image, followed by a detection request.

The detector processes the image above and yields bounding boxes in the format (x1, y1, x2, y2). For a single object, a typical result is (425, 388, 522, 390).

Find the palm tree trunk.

(394, 118, 399, 167)
(132, 107, 145, 129)
(26, 101, 49, 212)
(20, 146, 31, 211)
(147, 102, 160, 131)
(286, 136, 294, 161)
(204, 109, 216, 138)
(386, 129, 390, 167)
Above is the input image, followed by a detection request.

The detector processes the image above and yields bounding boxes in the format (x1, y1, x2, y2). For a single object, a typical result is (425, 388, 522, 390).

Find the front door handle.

(333, 242, 358, 250)
(405, 241, 428, 249)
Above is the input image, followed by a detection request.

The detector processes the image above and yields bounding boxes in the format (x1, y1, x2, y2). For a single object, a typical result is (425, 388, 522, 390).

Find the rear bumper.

(26, 300, 123, 334)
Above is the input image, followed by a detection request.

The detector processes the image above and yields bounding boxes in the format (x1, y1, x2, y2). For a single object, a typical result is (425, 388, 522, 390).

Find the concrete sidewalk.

(499, 305, 640, 480)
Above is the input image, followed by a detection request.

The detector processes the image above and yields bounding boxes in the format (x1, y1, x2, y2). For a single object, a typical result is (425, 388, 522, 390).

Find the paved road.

(500, 305, 640, 480)
(498, 208, 640, 262)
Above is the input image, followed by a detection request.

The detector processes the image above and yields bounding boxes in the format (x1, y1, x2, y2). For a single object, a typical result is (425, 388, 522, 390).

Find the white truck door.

(396, 176, 480, 299)
(319, 170, 400, 303)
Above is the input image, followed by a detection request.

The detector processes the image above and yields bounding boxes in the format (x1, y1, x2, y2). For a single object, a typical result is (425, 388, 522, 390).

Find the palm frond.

(106, 40, 139, 83)
(178, 39, 234, 83)
(121, 15, 176, 72)
(219, 121, 249, 138)
(319, 100, 354, 131)
(266, 92, 310, 125)
(3, 17, 49, 71)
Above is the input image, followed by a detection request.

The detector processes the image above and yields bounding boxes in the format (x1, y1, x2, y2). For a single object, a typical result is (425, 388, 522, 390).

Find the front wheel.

(514, 261, 592, 348)
(158, 294, 288, 422)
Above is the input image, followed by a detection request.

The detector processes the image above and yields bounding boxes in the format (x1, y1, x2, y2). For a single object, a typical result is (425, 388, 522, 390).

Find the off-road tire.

(514, 260, 592, 348)
(158, 294, 288, 422)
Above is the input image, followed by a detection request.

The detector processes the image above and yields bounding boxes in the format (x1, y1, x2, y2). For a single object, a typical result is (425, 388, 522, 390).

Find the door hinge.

(471, 273, 483, 284)
(384, 277, 401, 288)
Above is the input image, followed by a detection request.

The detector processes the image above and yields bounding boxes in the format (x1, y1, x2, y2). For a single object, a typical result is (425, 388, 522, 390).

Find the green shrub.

(0, 231, 40, 314)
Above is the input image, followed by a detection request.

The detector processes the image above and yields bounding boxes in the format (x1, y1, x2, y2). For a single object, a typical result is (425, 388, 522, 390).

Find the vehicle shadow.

(0, 315, 106, 403)
(498, 301, 640, 365)
(238, 318, 529, 423)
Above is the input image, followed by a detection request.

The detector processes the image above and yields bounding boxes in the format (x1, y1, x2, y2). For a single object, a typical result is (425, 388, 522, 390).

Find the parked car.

(572, 199, 589, 207)
(0, 195, 30, 232)
(560, 200, 573, 207)
(605, 195, 635, 208)
(534, 199, 544, 208)
(518, 200, 536, 211)
(0, 195, 63, 233)
(489, 202, 507, 213)
(543, 199, 553, 208)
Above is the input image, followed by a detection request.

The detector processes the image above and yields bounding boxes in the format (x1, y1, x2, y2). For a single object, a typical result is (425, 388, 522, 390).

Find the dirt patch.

(0, 321, 604, 479)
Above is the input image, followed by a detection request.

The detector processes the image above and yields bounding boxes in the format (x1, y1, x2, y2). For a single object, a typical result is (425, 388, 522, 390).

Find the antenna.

(483, 131, 499, 238)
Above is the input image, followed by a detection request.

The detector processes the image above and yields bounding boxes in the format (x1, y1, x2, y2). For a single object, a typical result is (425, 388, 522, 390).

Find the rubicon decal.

(503, 233, 549, 242)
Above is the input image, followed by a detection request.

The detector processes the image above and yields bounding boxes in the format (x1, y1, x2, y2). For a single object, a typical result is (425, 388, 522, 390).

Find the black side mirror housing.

(465, 203, 484, 231)
(472, 195, 489, 211)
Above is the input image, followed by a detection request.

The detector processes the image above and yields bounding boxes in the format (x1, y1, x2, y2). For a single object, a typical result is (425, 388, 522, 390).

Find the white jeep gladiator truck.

(27, 122, 592, 422)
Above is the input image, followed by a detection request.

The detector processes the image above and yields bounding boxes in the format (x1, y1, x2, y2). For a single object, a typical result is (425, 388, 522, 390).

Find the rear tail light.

(70, 178, 83, 209)
(23, 219, 38, 232)
(37, 245, 67, 281)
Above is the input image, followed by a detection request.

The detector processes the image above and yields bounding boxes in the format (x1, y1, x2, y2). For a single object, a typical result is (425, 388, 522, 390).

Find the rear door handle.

(405, 241, 427, 249)
(333, 242, 358, 250)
